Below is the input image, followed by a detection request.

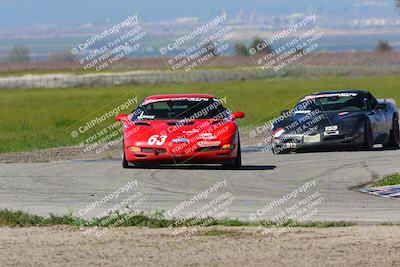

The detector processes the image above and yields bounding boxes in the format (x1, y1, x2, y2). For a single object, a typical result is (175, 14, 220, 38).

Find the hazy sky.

(0, 0, 398, 27)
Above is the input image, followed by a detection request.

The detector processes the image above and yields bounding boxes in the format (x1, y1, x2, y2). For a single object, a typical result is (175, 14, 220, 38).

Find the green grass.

(259, 219, 354, 228)
(373, 173, 400, 187)
(1, 76, 400, 153)
(0, 209, 354, 229)
(0, 209, 247, 228)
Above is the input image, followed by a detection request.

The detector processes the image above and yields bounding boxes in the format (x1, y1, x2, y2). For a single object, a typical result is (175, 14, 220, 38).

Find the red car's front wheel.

(122, 141, 130, 168)
(222, 139, 242, 169)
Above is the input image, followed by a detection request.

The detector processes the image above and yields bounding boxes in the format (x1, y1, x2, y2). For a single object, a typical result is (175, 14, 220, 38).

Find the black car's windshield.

(132, 98, 228, 120)
(295, 93, 368, 113)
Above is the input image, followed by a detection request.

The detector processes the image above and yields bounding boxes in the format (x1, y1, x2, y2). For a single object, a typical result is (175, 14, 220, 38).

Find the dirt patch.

(0, 225, 398, 266)
(0, 145, 120, 163)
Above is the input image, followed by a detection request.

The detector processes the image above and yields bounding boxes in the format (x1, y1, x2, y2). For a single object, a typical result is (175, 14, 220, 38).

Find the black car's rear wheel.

(363, 119, 374, 150)
(383, 115, 400, 149)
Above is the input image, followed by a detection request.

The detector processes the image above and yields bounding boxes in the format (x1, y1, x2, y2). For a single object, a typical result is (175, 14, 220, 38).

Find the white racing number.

(148, 135, 168, 146)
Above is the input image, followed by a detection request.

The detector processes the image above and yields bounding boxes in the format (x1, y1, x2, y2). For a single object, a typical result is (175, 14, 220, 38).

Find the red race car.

(115, 94, 245, 169)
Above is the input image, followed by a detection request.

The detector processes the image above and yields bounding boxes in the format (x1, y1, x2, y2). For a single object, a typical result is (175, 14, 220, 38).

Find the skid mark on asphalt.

(348, 161, 381, 191)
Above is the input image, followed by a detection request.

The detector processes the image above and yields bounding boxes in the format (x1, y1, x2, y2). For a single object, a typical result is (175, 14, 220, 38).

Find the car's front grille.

(282, 138, 302, 144)
(141, 148, 166, 154)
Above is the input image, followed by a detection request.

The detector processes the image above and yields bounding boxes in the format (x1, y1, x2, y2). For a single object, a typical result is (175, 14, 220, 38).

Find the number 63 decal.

(147, 135, 168, 145)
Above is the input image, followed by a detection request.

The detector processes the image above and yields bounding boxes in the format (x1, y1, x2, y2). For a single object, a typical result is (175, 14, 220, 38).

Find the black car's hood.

(272, 111, 366, 134)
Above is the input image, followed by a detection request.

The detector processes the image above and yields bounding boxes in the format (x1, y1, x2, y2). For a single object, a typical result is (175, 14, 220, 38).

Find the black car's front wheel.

(272, 146, 294, 154)
(383, 115, 400, 149)
(363, 119, 374, 150)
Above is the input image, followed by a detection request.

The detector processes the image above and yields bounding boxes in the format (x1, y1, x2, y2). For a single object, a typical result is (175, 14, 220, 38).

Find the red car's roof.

(144, 94, 215, 100)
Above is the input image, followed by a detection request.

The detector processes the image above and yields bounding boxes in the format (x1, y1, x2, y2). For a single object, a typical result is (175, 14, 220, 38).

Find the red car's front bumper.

(124, 145, 238, 164)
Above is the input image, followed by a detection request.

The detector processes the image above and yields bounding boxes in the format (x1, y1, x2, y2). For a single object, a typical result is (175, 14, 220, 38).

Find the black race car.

(271, 90, 399, 154)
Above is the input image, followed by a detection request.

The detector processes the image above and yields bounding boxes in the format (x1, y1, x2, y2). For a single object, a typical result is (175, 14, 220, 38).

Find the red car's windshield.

(132, 98, 229, 120)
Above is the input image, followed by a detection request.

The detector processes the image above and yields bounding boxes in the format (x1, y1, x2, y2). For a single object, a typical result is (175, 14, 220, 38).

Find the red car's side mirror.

(232, 111, 245, 120)
(115, 114, 128, 121)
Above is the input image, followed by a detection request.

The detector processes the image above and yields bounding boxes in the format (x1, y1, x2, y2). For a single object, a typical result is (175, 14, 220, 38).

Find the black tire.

(122, 151, 130, 168)
(234, 141, 242, 168)
(272, 147, 293, 154)
(383, 115, 400, 149)
(363, 119, 374, 150)
(222, 140, 241, 169)
(122, 141, 130, 168)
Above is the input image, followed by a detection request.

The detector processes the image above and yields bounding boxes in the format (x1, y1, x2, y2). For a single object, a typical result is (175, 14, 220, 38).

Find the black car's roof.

(312, 89, 369, 96)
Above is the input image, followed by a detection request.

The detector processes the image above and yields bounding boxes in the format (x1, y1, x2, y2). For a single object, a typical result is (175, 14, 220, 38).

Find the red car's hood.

(149, 119, 216, 134)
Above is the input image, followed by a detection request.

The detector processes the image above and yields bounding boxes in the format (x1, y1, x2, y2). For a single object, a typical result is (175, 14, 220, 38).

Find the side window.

(369, 94, 378, 110)
(364, 94, 376, 111)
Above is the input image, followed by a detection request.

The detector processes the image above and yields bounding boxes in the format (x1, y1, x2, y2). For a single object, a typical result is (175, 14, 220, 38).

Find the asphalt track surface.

(0, 147, 399, 223)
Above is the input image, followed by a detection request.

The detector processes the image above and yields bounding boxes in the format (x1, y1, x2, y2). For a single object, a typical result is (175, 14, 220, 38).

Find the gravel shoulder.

(0, 225, 399, 266)
(0, 145, 117, 163)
